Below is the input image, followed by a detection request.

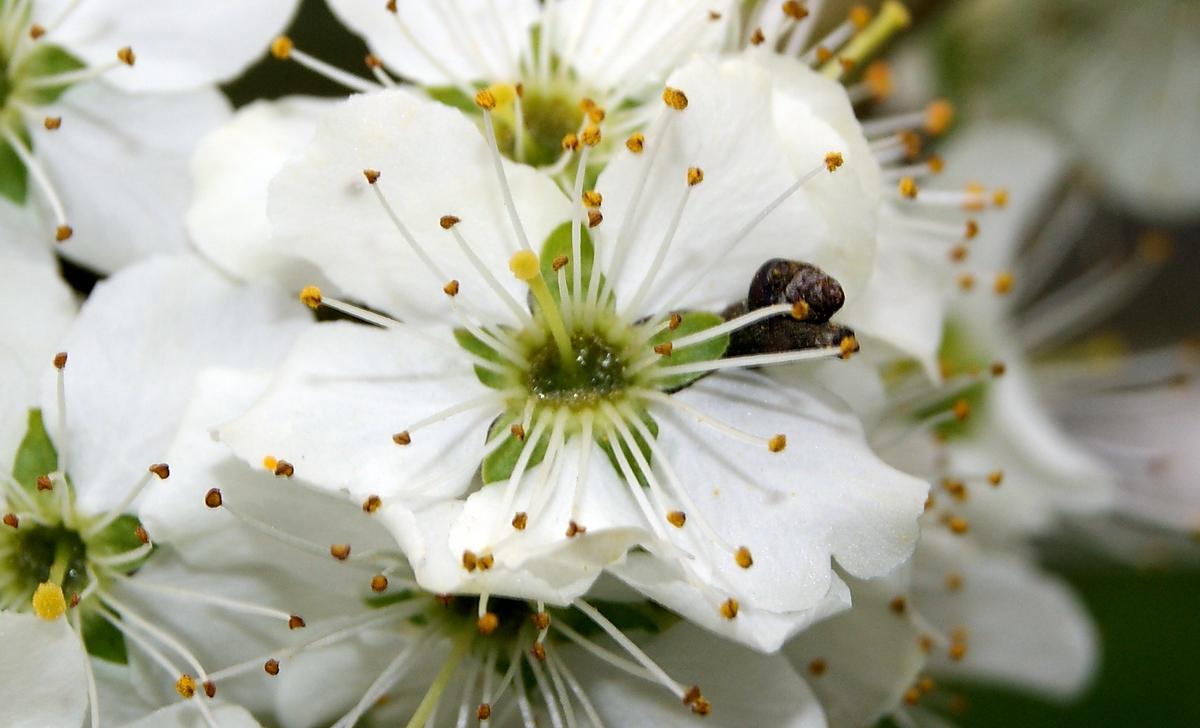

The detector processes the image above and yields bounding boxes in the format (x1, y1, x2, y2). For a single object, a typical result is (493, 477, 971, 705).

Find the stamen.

(549, 651, 606, 728)
(820, 0, 911, 80)
(395, 389, 522, 441)
(527, 653, 567, 728)
(22, 52, 133, 89)
(329, 634, 429, 728)
(100, 590, 211, 687)
(630, 389, 773, 449)
(474, 98, 533, 253)
(644, 345, 848, 379)
(1, 127, 70, 241)
(572, 599, 690, 699)
(445, 220, 538, 329)
(620, 167, 703, 322)
(404, 631, 474, 728)
(69, 610, 100, 728)
(362, 54, 395, 87)
(269, 36, 380, 93)
(366, 175, 452, 283)
(83, 463, 163, 537)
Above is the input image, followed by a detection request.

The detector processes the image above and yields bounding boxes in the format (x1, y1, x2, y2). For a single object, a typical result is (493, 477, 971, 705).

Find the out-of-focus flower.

(937, 0, 1200, 221)
(214, 57, 931, 653)
(0, 1, 299, 272)
(0, 255, 309, 726)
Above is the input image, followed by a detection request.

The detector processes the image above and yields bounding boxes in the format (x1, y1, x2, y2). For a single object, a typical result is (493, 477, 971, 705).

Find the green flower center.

(505, 86, 585, 168)
(527, 333, 628, 408)
(4, 524, 88, 597)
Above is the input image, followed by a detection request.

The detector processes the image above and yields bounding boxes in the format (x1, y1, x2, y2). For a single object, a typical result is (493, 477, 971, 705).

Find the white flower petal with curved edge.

(188, 97, 334, 288)
(326, 0, 538, 86)
(914, 531, 1098, 699)
(0, 199, 58, 265)
(650, 370, 927, 610)
(611, 552, 852, 653)
(267, 89, 571, 324)
(42, 255, 309, 515)
(0, 255, 76, 401)
(32, 0, 300, 92)
(36, 83, 231, 275)
(566, 620, 828, 727)
(784, 573, 925, 728)
(594, 55, 875, 320)
(123, 701, 263, 728)
(0, 351, 32, 464)
(546, 0, 737, 96)
(90, 660, 158, 727)
(0, 611, 88, 728)
(220, 322, 493, 501)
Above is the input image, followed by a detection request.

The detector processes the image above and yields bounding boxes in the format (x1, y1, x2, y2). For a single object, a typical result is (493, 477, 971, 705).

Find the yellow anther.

(735, 546, 754, 569)
(566, 520, 586, 538)
(965, 219, 980, 239)
(587, 106, 606, 124)
(509, 250, 540, 281)
(510, 424, 526, 440)
(948, 641, 967, 661)
(903, 686, 921, 705)
(927, 155, 945, 174)
(994, 272, 1014, 295)
(176, 674, 197, 699)
(2, 513, 17, 529)
(952, 399, 971, 421)
(898, 176, 919, 198)
(987, 470, 1004, 486)
(363, 168, 381, 184)
(957, 273, 975, 291)
(149, 463, 170, 479)
(364, 53, 382, 69)
(203, 681, 216, 699)
(662, 87, 689, 111)
(204, 488, 223, 509)
(918, 675, 936, 693)
(808, 658, 827, 676)
(1138, 230, 1173, 263)
(824, 152, 844, 172)
(581, 124, 601, 147)
(668, 312, 683, 330)
(561, 133, 579, 151)
(551, 255, 569, 272)
(687, 167, 704, 186)
(666, 511, 686, 528)
(32, 583, 66, 621)
(588, 210, 603, 228)
(838, 57, 857, 74)
(36, 475, 53, 491)
(512, 512, 528, 530)
(29, 24, 45, 39)
(782, 1, 809, 20)
(362, 494, 383, 513)
(945, 571, 964, 591)
(719, 598, 739, 620)
(532, 611, 551, 630)
(839, 335, 859, 359)
(477, 612, 499, 635)
(750, 27, 765, 45)
(992, 188, 1009, 207)
(864, 61, 892, 100)
(330, 543, 351, 560)
(462, 550, 478, 572)
(768, 434, 787, 452)
(477, 704, 492, 720)
(439, 215, 460, 229)
(815, 46, 834, 63)
(43, 117, 61, 131)
(393, 431, 411, 445)
(625, 133, 645, 153)
(989, 361, 1006, 378)
(53, 352, 67, 369)
(288, 614, 306, 629)
(269, 36, 293, 60)
(264, 659, 280, 676)
(262, 455, 278, 471)
(947, 516, 969, 535)
(299, 285, 322, 309)
(530, 642, 547, 661)
(949, 245, 968, 262)
(889, 596, 907, 614)
(55, 225, 73, 242)
(478, 553, 495, 570)
(371, 574, 388, 592)
(654, 342, 673, 356)
(443, 279, 460, 296)
(849, 4, 873, 28)
(116, 46, 135, 66)
(923, 100, 954, 136)
(474, 89, 497, 110)
(582, 190, 603, 208)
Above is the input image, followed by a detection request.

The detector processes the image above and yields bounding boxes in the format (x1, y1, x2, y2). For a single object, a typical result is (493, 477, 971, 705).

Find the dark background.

(224, 1, 1200, 725)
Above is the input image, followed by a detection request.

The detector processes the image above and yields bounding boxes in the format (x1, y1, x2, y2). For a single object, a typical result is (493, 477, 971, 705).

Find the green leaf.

(12, 409, 57, 494)
(646, 311, 730, 392)
(597, 410, 658, 488)
(14, 44, 86, 105)
(481, 413, 549, 484)
(453, 328, 518, 391)
(538, 221, 610, 308)
(82, 610, 128, 664)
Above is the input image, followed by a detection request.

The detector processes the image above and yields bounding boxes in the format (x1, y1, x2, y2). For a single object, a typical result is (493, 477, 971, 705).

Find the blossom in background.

(937, 0, 1200, 221)
(0, 255, 309, 726)
(0, 0, 299, 273)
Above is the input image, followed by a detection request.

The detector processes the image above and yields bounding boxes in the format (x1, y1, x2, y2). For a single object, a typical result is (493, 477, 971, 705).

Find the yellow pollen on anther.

(850, 4, 873, 28)
(957, 273, 975, 291)
(462, 550, 478, 572)
(299, 286, 322, 309)
(626, 133, 645, 153)
(667, 511, 686, 528)
(512, 512, 528, 530)
(782, 1, 809, 20)
(175, 674, 197, 699)
(924, 100, 954, 136)
(363, 168, 381, 184)
(864, 61, 892, 100)
(994, 272, 1014, 295)
(839, 335, 859, 359)
(330, 543, 351, 560)
(2, 514, 17, 529)
(474, 89, 497, 110)
(687, 167, 704, 186)
(965, 219, 980, 239)
(582, 190, 602, 208)
(952, 399, 970, 421)
(992, 188, 1009, 207)
(478, 553, 495, 570)
(566, 520, 586, 538)
(651, 341, 673, 357)
(477, 704, 492, 720)
(393, 431, 411, 446)
(149, 463, 170, 479)
(36, 474, 52, 491)
(950, 245, 968, 263)
(824, 152, 844, 172)
(838, 57, 857, 74)
(889, 596, 907, 614)
(116, 46, 135, 66)
(269, 36, 293, 60)
(945, 572, 964, 591)
(32, 583, 66, 620)
(443, 279, 460, 297)
(561, 133, 579, 151)
(808, 658, 828, 676)
(735, 547, 754, 569)
(668, 312, 683, 330)
(477, 612, 499, 635)
(55, 225, 73, 242)
(363, 494, 383, 513)
(261, 455, 277, 472)
(815, 46, 834, 63)
(720, 598, 739, 620)
(29, 24, 45, 39)
(371, 574, 388, 592)
(530, 642, 547, 661)
(264, 659, 281, 676)
(288, 614, 306, 629)
(903, 687, 921, 705)
(203, 681, 216, 699)
(927, 155, 945, 174)
(510, 424, 526, 440)
(987, 470, 1004, 486)
(947, 516, 969, 535)
(551, 255, 569, 272)
(581, 125, 601, 147)
(898, 176, 919, 198)
(662, 87, 689, 111)
(587, 106, 606, 124)
(588, 210, 603, 228)
(135, 525, 150, 544)
(1138, 230, 1173, 263)
(750, 27, 765, 45)
(768, 434, 787, 453)
(43, 117, 61, 130)
(204, 489, 223, 509)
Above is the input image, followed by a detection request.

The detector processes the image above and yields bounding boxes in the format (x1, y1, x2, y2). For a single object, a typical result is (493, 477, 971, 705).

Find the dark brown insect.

(722, 259, 855, 357)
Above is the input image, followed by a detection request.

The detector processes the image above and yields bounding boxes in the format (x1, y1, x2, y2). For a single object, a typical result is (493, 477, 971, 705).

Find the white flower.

(938, 0, 1200, 220)
(0, 1, 298, 272)
(0, 255, 309, 726)
(216, 56, 929, 652)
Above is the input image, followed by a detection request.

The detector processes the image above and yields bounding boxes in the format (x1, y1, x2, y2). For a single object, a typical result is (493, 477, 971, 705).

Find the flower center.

(499, 85, 585, 168)
(527, 332, 628, 408)
(1, 524, 87, 602)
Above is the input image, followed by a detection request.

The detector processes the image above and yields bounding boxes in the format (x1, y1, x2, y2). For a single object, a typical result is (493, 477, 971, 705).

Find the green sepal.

(481, 413, 549, 484)
(597, 410, 658, 488)
(364, 589, 418, 609)
(82, 610, 128, 664)
(0, 124, 29, 205)
(914, 380, 987, 440)
(12, 409, 57, 495)
(647, 311, 730, 392)
(453, 328, 517, 391)
(424, 85, 479, 115)
(90, 514, 151, 566)
(538, 221, 611, 308)
(15, 44, 87, 106)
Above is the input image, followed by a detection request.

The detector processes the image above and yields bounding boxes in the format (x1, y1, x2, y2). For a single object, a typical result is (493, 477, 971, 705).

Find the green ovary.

(527, 333, 629, 409)
(496, 86, 585, 168)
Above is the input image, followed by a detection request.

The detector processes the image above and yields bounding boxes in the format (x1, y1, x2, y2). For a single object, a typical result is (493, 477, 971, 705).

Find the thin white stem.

(492, 413, 550, 543)
(571, 146, 592, 312)
(528, 653, 565, 728)
(646, 346, 844, 379)
(550, 651, 605, 728)
(479, 109, 533, 252)
(401, 389, 521, 436)
(619, 182, 695, 322)
(451, 301, 529, 367)
(100, 590, 209, 683)
(287, 48, 380, 93)
(113, 573, 298, 624)
(83, 470, 154, 538)
(71, 609, 100, 728)
(569, 409, 594, 522)
(89, 542, 152, 568)
(369, 181, 451, 284)
(331, 635, 427, 728)
(448, 226, 536, 329)
(631, 389, 768, 448)
(219, 498, 393, 571)
(544, 651, 577, 728)
(23, 60, 122, 89)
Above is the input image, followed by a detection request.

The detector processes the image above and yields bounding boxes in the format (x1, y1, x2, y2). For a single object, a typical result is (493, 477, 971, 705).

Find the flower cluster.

(1, 2, 1194, 727)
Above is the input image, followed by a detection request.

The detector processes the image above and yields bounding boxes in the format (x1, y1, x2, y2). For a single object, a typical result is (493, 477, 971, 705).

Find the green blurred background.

(223, 2, 1200, 725)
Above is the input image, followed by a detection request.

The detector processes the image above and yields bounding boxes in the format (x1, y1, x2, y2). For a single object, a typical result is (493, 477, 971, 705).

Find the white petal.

(33, 0, 300, 92)
(187, 96, 335, 287)
(564, 620, 828, 727)
(327, 0, 537, 86)
(36, 83, 231, 274)
(0, 254, 76, 404)
(43, 255, 309, 514)
(0, 199, 58, 265)
(784, 574, 925, 727)
(0, 611, 88, 728)
(914, 532, 1098, 699)
(267, 89, 571, 324)
(651, 370, 927, 609)
(593, 55, 877, 320)
(219, 322, 493, 500)
(548, 0, 737, 95)
(90, 660, 158, 726)
(123, 701, 263, 728)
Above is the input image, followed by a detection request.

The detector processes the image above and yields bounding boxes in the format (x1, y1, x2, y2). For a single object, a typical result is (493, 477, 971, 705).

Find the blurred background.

(222, 1, 1200, 724)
